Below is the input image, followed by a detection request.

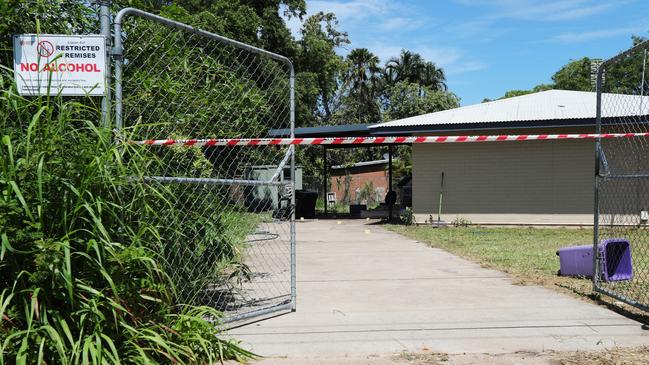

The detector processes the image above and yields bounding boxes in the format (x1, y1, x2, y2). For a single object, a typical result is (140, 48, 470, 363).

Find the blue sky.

(284, 0, 649, 105)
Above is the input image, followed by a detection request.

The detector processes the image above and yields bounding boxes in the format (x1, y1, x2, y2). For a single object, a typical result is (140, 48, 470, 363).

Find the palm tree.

(343, 48, 382, 122)
(385, 50, 425, 85)
(384, 50, 447, 92)
(421, 61, 447, 92)
(345, 48, 381, 97)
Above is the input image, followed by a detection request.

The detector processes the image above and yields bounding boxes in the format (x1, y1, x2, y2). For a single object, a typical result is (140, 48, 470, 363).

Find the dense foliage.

(0, 74, 253, 362)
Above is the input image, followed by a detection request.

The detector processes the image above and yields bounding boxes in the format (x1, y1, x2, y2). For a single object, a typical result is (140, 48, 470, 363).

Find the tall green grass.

(0, 72, 253, 363)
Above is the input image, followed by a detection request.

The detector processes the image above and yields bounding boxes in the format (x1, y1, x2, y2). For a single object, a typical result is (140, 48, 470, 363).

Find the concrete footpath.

(229, 220, 647, 359)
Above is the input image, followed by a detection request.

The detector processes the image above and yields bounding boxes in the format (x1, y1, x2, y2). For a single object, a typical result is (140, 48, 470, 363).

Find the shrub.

(451, 216, 472, 227)
(0, 74, 253, 363)
(400, 207, 415, 225)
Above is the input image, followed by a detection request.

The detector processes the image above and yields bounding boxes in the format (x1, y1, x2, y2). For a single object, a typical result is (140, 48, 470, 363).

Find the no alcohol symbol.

(37, 40, 54, 57)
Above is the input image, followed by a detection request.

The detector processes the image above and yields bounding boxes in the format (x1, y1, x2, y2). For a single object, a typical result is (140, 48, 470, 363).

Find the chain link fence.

(113, 8, 295, 323)
(595, 40, 649, 311)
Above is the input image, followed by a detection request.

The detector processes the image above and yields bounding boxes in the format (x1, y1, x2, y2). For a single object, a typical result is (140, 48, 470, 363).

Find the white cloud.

(282, 0, 392, 40)
(415, 47, 463, 68)
(367, 43, 484, 76)
(544, 2, 619, 21)
(448, 0, 628, 41)
(366, 43, 462, 66)
(280, 1, 484, 79)
(455, 0, 621, 21)
(379, 17, 425, 32)
(307, 0, 390, 20)
(446, 61, 487, 75)
(364, 44, 402, 63)
(549, 26, 649, 43)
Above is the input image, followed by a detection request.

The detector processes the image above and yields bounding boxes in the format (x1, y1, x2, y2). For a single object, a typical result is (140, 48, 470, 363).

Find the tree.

(421, 61, 447, 91)
(240, 0, 306, 57)
(339, 48, 382, 123)
(385, 50, 424, 85)
(384, 50, 447, 91)
(552, 57, 593, 91)
(383, 81, 460, 120)
(604, 36, 648, 94)
(296, 12, 349, 125)
(500, 84, 552, 99)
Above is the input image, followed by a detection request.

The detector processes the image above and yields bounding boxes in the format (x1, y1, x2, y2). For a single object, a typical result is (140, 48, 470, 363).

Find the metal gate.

(112, 8, 295, 323)
(594, 40, 649, 311)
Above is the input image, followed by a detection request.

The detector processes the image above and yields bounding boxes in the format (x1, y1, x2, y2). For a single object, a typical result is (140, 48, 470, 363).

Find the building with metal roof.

(267, 90, 648, 224)
(370, 90, 649, 225)
(370, 90, 649, 134)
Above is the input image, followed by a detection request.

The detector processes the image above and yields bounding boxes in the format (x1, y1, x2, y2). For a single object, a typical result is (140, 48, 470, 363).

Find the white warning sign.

(13, 34, 106, 96)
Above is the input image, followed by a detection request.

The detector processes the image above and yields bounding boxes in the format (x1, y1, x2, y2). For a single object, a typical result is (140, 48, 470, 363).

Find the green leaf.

(8, 181, 34, 221)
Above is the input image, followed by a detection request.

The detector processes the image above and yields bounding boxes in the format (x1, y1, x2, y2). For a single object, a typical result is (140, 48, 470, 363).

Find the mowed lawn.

(386, 225, 592, 281)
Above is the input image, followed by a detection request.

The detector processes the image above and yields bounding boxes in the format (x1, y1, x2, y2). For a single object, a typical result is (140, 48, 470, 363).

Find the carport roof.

(370, 89, 649, 133)
(268, 123, 371, 137)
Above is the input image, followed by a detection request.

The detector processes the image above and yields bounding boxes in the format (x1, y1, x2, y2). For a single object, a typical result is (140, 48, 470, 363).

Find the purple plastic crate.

(556, 238, 632, 282)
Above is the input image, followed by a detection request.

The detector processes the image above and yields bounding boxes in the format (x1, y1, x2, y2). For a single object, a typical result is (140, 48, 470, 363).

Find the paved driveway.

(230, 220, 647, 357)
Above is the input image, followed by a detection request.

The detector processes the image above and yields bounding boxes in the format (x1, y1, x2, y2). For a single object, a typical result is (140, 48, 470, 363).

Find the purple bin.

(556, 238, 633, 282)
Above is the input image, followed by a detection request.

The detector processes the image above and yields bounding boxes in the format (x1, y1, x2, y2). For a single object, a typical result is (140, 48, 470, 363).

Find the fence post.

(98, 0, 111, 128)
(289, 65, 297, 312)
(112, 9, 125, 131)
(592, 62, 604, 291)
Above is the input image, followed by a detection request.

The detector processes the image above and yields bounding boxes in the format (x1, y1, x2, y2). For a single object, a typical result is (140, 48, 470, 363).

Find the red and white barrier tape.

(131, 132, 649, 147)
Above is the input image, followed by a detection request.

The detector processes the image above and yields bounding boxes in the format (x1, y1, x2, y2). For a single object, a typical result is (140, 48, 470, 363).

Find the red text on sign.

(19, 63, 101, 72)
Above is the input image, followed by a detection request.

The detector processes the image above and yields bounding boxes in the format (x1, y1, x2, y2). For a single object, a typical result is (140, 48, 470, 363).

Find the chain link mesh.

(115, 10, 294, 321)
(595, 41, 649, 310)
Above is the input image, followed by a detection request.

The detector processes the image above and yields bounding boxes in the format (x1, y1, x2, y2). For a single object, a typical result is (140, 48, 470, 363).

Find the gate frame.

(111, 8, 296, 323)
(593, 39, 649, 312)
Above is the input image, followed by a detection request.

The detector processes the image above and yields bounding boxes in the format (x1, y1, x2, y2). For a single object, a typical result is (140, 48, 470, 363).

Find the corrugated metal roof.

(370, 90, 649, 129)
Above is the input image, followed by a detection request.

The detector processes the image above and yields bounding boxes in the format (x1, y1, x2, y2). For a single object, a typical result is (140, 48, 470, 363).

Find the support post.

(593, 62, 605, 292)
(99, 0, 111, 128)
(323, 146, 328, 216)
(388, 145, 393, 221)
(113, 10, 123, 130)
(289, 65, 296, 312)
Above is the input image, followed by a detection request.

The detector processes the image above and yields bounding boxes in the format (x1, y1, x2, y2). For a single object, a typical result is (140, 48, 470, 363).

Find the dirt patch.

(396, 347, 649, 365)
(396, 351, 449, 364)
(551, 346, 649, 365)
(396, 350, 555, 365)
(243, 348, 649, 365)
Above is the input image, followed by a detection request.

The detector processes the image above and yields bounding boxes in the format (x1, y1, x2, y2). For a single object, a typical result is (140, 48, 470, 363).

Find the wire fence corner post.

(98, 0, 112, 128)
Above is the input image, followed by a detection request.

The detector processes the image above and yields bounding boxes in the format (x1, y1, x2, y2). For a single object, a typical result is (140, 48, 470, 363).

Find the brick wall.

(329, 165, 389, 205)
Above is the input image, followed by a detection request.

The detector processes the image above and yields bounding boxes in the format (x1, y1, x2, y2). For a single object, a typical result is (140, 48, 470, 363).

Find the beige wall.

(412, 139, 596, 225)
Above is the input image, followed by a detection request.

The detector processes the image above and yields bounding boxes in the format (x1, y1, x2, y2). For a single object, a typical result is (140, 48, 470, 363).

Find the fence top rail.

(113, 7, 294, 68)
(600, 39, 649, 68)
(128, 132, 649, 147)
